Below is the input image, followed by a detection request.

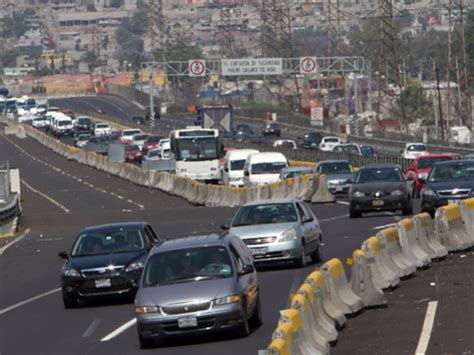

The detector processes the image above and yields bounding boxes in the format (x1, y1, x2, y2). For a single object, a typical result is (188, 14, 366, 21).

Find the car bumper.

(136, 303, 244, 339)
(350, 196, 409, 212)
(61, 274, 140, 299)
(421, 196, 467, 215)
(243, 240, 302, 263)
(328, 184, 351, 195)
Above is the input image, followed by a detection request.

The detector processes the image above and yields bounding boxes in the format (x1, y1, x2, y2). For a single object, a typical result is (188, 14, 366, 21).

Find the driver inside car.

(200, 251, 231, 276)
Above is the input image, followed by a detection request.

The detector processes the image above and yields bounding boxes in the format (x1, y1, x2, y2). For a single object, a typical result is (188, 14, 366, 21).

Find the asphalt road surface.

(0, 131, 418, 355)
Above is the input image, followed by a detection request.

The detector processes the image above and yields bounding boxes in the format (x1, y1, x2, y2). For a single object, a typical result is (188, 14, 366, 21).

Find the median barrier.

(271, 323, 297, 355)
(413, 213, 448, 259)
(321, 258, 364, 315)
(290, 295, 330, 354)
(304, 271, 346, 327)
(311, 174, 335, 204)
(435, 204, 473, 251)
(349, 249, 387, 308)
(271, 180, 290, 199)
(296, 174, 313, 201)
(361, 237, 400, 290)
(265, 338, 291, 355)
(296, 284, 338, 344)
(397, 219, 431, 268)
(376, 227, 416, 278)
(457, 198, 474, 245)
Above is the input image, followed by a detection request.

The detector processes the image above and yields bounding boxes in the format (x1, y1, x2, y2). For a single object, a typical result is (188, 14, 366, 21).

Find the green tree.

(394, 83, 433, 124)
(0, 46, 42, 67)
(2, 11, 28, 38)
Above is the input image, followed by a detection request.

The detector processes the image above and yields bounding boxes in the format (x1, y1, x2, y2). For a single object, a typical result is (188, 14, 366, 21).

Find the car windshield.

(324, 137, 339, 143)
(356, 167, 403, 183)
(334, 145, 359, 154)
(125, 145, 139, 152)
(148, 150, 160, 158)
(123, 130, 141, 136)
(78, 118, 90, 125)
(71, 228, 145, 256)
(142, 246, 233, 287)
(230, 159, 246, 171)
(133, 134, 148, 141)
(418, 157, 452, 169)
(318, 162, 352, 174)
(407, 144, 426, 152)
(96, 124, 109, 129)
(78, 135, 90, 141)
(232, 203, 298, 226)
(58, 121, 70, 126)
(429, 162, 474, 182)
(176, 137, 218, 161)
(252, 161, 287, 174)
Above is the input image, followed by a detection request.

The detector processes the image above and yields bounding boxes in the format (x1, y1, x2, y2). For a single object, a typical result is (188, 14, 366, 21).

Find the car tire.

(237, 306, 250, 338)
(295, 242, 307, 268)
(349, 209, 362, 218)
(310, 236, 323, 263)
(138, 332, 155, 349)
(62, 293, 77, 309)
(249, 294, 263, 327)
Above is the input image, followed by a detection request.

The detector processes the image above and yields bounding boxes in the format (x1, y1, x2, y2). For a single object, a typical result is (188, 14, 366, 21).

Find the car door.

(297, 202, 319, 253)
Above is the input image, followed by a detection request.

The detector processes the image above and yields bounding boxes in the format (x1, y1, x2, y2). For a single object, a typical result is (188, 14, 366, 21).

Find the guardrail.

(0, 193, 20, 237)
(263, 199, 474, 355)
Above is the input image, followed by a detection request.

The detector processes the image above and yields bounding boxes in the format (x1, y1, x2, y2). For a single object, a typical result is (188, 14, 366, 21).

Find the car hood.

(249, 174, 280, 184)
(230, 222, 296, 239)
(352, 182, 406, 194)
(427, 180, 474, 191)
(136, 277, 235, 306)
(327, 173, 354, 182)
(70, 251, 146, 271)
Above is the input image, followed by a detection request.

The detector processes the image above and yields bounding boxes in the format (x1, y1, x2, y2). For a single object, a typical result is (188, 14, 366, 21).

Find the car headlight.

(125, 261, 145, 272)
(135, 306, 159, 314)
(63, 267, 81, 277)
(278, 229, 298, 242)
(390, 189, 404, 196)
(215, 295, 240, 305)
(423, 188, 436, 197)
(353, 191, 365, 198)
(418, 173, 428, 180)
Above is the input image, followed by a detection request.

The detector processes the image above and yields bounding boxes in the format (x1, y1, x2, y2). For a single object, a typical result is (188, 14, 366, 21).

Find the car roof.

(334, 143, 358, 147)
(415, 154, 452, 160)
(318, 159, 350, 164)
(281, 167, 313, 172)
(247, 152, 287, 163)
(405, 142, 425, 147)
(150, 234, 233, 254)
(360, 163, 401, 170)
(80, 222, 147, 234)
(242, 198, 300, 207)
(226, 149, 259, 159)
(431, 159, 474, 167)
(322, 136, 339, 139)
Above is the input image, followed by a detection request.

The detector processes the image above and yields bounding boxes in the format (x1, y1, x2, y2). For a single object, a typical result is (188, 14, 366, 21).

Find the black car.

(262, 122, 281, 137)
(132, 116, 145, 125)
(349, 164, 413, 218)
(421, 160, 474, 216)
(59, 222, 160, 308)
(74, 117, 93, 136)
(303, 131, 322, 149)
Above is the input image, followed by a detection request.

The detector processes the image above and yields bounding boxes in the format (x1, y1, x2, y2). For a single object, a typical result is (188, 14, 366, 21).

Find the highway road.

(0, 131, 417, 354)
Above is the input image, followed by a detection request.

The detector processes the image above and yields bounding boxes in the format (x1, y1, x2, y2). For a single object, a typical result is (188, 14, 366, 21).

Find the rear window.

(96, 124, 109, 129)
(324, 137, 339, 143)
(230, 159, 246, 171)
(123, 130, 141, 136)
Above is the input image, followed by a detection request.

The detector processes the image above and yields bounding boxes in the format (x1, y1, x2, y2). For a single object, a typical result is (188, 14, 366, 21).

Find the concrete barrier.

(311, 174, 335, 204)
(457, 198, 474, 246)
(397, 218, 431, 268)
(376, 227, 416, 278)
(361, 237, 400, 290)
(435, 204, 473, 251)
(349, 249, 387, 307)
(266, 338, 291, 355)
(413, 213, 448, 259)
(297, 283, 338, 344)
(271, 323, 297, 355)
(321, 258, 364, 315)
(290, 295, 330, 354)
(304, 271, 346, 327)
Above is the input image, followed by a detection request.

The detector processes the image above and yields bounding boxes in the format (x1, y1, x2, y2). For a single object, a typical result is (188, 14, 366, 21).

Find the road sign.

(221, 58, 283, 76)
(311, 107, 324, 126)
(188, 60, 206, 77)
(300, 57, 318, 75)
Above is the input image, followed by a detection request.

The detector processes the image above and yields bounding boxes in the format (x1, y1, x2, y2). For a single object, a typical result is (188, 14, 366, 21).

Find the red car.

(124, 144, 143, 163)
(142, 135, 163, 154)
(407, 154, 453, 197)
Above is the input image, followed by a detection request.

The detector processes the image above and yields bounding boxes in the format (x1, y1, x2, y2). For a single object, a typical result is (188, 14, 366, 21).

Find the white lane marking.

(0, 228, 30, 256)
(373, 223, 396, 230)
(82, 319, 102, 338)
(0, 287, 61, 316)
(100, 318, 136, 342)
(336, 200, 350, 205)
(319, 214, 349, 223)
(21, 179, 70, 213)
(415, 301, 439, 355)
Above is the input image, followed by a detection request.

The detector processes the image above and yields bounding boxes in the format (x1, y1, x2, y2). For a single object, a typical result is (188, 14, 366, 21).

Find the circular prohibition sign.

(300, 57, 317, 74)
(189, 60, 206, 76)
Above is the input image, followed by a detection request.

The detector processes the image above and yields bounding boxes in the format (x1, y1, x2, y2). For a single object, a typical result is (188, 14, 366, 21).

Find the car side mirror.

(239, 264, 254, 276)
(220, 223, 230, 230)
(244, 170, 249, 177)
(58, 251, 68, 259)
(418, 176, 426, 183)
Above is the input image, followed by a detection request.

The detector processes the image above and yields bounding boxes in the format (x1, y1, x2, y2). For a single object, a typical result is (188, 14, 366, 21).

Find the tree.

(109, 0, 124, 8)
(394, 83, 433, 124)
(2, 11, 28, 38)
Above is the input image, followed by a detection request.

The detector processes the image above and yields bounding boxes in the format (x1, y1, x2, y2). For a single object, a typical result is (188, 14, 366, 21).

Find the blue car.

(361, 145, 377, 158)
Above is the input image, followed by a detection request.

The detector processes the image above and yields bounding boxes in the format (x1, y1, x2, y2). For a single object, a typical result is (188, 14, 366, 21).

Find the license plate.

(373, 200, 384, 207)
(178, 317, 197, 328)
(251, 247, 267, 256)
(95, 278, 111, 288)
(448, 199, 457, 204)
(336, 186, 344, 192)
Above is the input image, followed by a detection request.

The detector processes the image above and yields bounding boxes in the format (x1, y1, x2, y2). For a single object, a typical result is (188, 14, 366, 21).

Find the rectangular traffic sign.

(221, 58, 283, 76)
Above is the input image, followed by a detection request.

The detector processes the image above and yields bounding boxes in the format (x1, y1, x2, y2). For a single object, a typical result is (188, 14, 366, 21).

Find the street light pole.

(149, 72, 155, 133)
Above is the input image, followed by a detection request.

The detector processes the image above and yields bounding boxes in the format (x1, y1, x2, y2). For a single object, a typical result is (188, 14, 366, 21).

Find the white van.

(52, 115, 73, 137)
(243, 152, 289, 186)
(222, 149, 259, 187)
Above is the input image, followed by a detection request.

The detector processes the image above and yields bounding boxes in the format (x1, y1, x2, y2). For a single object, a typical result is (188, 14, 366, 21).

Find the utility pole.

(367, 62, 373, 112)
(326, 0, 341, 56)
(458, 0, 472, 128)
(434, 62, 445, 141)
(148, 0, 165, 59)
(456, 57, 463, 125)
(447, 0, 452, 131)
(149, 73, 155, 132)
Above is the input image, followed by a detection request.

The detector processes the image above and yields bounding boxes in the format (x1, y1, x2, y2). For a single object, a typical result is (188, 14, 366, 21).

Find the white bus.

(170, 127, 221, 182)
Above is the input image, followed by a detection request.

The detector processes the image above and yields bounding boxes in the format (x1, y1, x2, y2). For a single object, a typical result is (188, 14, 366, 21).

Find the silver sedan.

(224, 198, 323, 267)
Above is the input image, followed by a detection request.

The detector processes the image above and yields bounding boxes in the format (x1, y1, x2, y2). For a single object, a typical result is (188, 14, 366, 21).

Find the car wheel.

(310, 236, 323, 263)
(62, 293, 77, 309)
(138, 332, 156, 349)
(295, 242, 307, 268)
(249, 294, 263, 327)
(237, 306, 250, 337)
(349, 209, 362, 218)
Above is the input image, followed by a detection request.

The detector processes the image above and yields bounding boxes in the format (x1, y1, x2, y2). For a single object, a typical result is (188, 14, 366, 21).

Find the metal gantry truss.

(141, 56, 366, 77)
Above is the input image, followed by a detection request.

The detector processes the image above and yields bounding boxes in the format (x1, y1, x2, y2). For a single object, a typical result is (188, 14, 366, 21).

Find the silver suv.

(134, 234, 261, 348)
